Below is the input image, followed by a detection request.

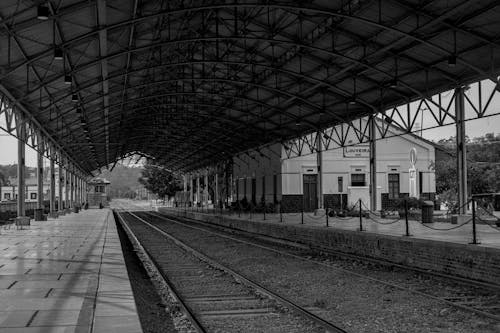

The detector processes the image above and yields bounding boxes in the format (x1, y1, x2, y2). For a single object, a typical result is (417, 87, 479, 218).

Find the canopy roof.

(1, 0, 499, 172)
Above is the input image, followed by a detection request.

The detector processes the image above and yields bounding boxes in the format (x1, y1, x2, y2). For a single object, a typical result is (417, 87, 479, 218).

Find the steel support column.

(58, 163, 64, 212)
(369, 116, 377, 211)
(75, 175, 80, 207)
(204, 170, 209, 206)
(65, 167, 70, 211)
(316, 130, 324, 212)
(70, 171, 74, 208)
(190, 174, 194, 205)
(215, 172, 219, 208)
(196, 175, 200, 205)
(16, 133, 26, 217)
(36, 149, 44, 211)
(49, 155, 56, 216)
(455, 87, 468, 214)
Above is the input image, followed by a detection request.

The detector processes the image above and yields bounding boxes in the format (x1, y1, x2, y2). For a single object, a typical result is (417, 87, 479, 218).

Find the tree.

(138, 162, 182, 199)
(0, 171, 5, 186)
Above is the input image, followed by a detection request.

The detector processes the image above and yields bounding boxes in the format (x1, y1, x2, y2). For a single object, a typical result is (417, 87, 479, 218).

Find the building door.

(303, 174, 318, 211)
(251, 178, 256, 205)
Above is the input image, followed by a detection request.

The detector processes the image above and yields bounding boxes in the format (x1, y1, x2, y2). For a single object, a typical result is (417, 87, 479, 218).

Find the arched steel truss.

(0, 0, 499, 172)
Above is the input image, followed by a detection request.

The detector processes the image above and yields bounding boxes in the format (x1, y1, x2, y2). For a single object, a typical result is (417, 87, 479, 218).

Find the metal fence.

(163, 197, 500, 246)
(0, 201, 38, 213)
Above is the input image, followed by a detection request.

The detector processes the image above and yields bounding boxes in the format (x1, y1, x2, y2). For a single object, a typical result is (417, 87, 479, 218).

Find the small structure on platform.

(86, 178, 110, 208)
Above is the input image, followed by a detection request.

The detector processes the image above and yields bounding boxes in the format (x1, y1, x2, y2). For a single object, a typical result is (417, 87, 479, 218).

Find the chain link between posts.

(360, 201, 402, 225)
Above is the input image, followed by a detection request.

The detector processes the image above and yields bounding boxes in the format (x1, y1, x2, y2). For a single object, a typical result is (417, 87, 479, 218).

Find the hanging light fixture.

(37, 5, 49, 20)
(71, 94, 78, 102)
(54, 47, 64, 60)
(64, 75, 72, 85)
(448, 55, 456, 67)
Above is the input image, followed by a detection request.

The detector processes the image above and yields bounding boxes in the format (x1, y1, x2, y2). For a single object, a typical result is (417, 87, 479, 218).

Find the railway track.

(130, 207, 500, 325)
(115, 208, 347, 333)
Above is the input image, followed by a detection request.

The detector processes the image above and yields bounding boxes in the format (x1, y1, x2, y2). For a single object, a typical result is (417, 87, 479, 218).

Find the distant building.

(0, 173, 52, 202)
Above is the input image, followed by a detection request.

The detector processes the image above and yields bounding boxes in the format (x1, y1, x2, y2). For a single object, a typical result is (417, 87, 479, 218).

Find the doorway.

(303, 174, 318, 211)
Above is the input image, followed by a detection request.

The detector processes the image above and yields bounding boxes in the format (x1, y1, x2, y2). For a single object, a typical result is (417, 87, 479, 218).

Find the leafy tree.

(0, 171, 5, 186)
(435, 133, 500, 198)
(138, 162, 182, 199)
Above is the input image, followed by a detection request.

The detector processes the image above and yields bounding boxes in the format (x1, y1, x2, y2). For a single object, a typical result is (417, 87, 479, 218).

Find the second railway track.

(115, 209, 347, 333)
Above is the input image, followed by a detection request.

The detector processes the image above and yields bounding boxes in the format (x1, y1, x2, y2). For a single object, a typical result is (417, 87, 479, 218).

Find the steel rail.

(117, 206, 348, 333)
(114, 210, 207, 333)
(148, 209, 500, 323)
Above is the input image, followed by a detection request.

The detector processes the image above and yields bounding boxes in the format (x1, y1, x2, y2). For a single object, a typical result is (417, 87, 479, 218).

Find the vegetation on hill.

(99, 164, 144, 198)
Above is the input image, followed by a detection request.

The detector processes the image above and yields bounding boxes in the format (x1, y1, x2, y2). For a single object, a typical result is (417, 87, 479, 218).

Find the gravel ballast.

(138, 212, 500, 333)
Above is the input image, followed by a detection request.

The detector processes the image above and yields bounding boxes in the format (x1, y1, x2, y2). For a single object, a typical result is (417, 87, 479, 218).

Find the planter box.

(15, 216, 30, 229)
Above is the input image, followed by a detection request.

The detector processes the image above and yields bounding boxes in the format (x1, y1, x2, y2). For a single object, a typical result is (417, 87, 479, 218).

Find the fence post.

(301, 205, 304, 224)
(326, 207, 329, 227)
(471, 199, 479, 244)
(404, 199, 410, 236)
(250, 206, 252, 219)
(263, 205, 266, 220)
(280, 203, 283, 223)
(359, 199, 363, 231)
(238, 203, 241, 218)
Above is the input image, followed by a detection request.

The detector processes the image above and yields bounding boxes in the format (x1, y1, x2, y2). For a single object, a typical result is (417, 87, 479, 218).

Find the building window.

(4, 193, 10, 199)
(30, 193, 37, 200)
(273, 174, 277, 204)
(388, 173, 400, 199)
(251, 178, 256, 205)
(261, 176, 266, 203)
(351, 173, 366, 186)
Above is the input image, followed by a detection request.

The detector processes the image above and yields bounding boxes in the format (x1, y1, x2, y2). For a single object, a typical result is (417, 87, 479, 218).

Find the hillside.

(99, 165, 144, 198)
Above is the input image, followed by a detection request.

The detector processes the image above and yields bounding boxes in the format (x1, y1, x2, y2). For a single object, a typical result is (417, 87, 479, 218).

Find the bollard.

(326, 208, 329, 227)
(280, 204, 283, 223)
(250, 207, 253, 219)
(263, 207, 266, 220)
(238, 205, 241, 218)
(471, 199, 479, 244)
(301, 206, 304, 224)
(404, 199, 410, 237)
(359, 199, 363, 231)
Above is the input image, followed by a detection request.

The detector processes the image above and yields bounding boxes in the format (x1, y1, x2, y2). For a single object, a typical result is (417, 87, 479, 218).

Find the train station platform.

(0, 209, 143, 333)
(157, 205, 500, 285)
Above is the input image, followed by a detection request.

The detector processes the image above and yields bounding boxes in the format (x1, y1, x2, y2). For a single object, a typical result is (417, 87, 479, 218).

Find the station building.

(232, 119, 436, 212)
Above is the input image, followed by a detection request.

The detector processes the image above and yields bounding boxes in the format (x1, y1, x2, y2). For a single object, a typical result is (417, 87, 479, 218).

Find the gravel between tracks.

(140, 212, 500, 333)
(123, 212, 331, 333)
(115, 216, 177, 333)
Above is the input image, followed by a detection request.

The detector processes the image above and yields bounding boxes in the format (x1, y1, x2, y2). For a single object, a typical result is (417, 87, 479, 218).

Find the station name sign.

(343, 145, 370, 158)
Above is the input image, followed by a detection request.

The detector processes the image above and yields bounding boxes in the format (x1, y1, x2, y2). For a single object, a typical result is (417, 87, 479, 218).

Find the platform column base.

(15, 216, 31, 229)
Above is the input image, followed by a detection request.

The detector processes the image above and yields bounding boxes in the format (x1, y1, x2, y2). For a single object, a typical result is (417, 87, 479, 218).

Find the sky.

(1, 78, 499, 167)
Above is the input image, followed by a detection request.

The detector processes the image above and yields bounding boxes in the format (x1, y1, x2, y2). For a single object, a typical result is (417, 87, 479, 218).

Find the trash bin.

(34, 208, 44, 221)
(421, 201, 434, 223)
(73, 206, 80, 213)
